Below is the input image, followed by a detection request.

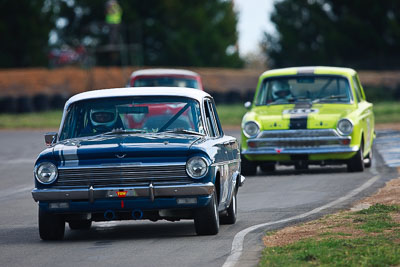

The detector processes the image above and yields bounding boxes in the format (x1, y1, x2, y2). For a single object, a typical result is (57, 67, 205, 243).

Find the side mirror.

(244, 101, 252, 109)
(44, 132, 58, 146)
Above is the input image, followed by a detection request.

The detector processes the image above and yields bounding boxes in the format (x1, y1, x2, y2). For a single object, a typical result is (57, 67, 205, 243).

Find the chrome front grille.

(258, 129, 338, 139)
(249, 129, 350, 149)
(55, 164, 191, 188)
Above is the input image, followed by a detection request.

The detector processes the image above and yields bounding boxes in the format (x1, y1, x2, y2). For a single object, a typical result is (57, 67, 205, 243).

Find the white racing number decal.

(283, 109, 319, 115)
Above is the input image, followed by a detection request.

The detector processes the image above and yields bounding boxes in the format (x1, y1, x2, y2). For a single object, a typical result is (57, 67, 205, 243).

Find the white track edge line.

(222, 173, 381, 267)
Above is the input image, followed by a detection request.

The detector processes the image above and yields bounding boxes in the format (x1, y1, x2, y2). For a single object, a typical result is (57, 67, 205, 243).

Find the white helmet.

(271, 80, 291, 99)
(90, 108, 118, 128)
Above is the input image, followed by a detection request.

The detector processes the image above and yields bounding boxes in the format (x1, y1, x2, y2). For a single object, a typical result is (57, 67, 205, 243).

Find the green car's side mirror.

(244, 101, 252, 109)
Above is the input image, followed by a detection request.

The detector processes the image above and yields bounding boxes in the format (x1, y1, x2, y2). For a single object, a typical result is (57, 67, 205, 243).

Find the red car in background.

(128, 68, 204, 90)
(125, 69, 204, 129)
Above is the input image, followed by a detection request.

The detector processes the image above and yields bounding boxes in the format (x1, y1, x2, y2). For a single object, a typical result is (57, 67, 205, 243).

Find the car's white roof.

(65, 87, 211, 109)
(130, 68, 200, 78)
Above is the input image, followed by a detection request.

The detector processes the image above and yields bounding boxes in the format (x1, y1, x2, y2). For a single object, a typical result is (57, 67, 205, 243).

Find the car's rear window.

(256, 75, 353, 105)
(133, 77, 199, 89)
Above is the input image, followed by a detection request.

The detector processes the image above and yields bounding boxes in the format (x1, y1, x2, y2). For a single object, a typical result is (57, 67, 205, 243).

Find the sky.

(234, 0, 275, 56)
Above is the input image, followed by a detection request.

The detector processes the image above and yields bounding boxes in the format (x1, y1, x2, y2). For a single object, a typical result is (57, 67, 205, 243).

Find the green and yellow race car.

(241, 66, 374, 175)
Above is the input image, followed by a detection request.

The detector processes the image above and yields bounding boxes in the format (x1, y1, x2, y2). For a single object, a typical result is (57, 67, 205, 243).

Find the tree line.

(263, 0, 400, 69)
(0, 0, 399, 69)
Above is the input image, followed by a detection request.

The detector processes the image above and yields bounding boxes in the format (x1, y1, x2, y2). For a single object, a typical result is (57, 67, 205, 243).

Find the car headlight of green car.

(243, 121, 260, 138)
(337, 119, 353, 135)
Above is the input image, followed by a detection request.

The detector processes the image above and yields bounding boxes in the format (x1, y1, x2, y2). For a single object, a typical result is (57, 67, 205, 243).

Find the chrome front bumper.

(242, 146, 358, 155)
(32, 182, 215, 202)
(242, 129, 357, 155)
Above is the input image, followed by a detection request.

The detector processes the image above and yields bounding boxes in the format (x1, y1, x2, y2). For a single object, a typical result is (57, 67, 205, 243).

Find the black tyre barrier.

(16, 96, 34, 113)
(210, 91, 225, 104)
(0, 96, 17, 113)
(243, 90, 254, 102)
(226, 90, 242, 104)
(32, 94, 50, 112)
(50, 94, 68, 110)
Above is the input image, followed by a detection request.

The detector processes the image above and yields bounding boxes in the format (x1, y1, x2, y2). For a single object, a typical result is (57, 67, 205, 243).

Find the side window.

(204, 100, 216, 137)
(207, 100, 221, 137)
(210, 99, 224, 137)
(355, 75, 366, 100)
(352, 76, 362, 103)
(256, 80, 267, 105)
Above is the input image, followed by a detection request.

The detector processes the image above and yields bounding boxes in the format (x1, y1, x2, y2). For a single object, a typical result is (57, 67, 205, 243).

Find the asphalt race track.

(0, 130, 398, 267)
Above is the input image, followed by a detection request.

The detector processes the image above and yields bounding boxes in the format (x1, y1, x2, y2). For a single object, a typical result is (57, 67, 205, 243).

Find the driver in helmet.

(81, 107, 120, 135)
(271, 80, 293, 103)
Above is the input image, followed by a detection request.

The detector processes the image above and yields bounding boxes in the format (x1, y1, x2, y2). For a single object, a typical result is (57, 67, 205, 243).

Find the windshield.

(255, 75, 353, 105)
(59, 96, 205, 140)
(133, 77, 199, 89)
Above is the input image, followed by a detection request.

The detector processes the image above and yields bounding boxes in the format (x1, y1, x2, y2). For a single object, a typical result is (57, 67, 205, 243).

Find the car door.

(205, 98, 239, 209)
(353, 75, 374, 154)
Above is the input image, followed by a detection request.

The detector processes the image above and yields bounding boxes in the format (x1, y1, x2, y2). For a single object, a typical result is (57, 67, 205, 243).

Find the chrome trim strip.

(149, 182, 154, 202)
(58, 162, 186, 170)
(89, 186, 94, 203)
(242, 146, 359, 155)
(211, 159, 241, 167)
(32, 182, 215, 202)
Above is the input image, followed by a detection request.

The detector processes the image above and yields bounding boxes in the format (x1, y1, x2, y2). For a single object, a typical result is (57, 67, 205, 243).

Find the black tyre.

(194, 192, 219, 235)
(347, 145, 364, 172)
(260, 162, 276, 173)
(39, 207, 65, 241)
(69, 220, 92, 230)
(220, 188, 237, 225)
(241, 155, 257, 176)
(364, 149, 372, 168)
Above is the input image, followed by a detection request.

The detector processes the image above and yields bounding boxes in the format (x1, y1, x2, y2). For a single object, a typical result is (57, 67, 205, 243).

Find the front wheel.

(39, 207, 65, 240)
(220, 188, 237, 225)
(347, 145, 364, 172)
(194, 192, 219, 235)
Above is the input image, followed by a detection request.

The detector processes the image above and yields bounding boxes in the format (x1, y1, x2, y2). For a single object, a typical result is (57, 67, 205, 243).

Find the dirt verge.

(263, 170, 400, 247)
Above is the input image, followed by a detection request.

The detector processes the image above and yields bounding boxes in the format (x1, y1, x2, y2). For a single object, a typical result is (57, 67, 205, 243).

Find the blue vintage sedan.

(32, 87, 244, 240)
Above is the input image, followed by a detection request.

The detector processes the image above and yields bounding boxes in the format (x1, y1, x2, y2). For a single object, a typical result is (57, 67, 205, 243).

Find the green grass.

(216, 104, 247, 127)
(260, 235, 400, 267)
(259, 204, 400, 267)
(0, 102, 399, 129)
(353, 204, 400, 233)
(0, 110, 62, 129)
(372, 101, 400, 123)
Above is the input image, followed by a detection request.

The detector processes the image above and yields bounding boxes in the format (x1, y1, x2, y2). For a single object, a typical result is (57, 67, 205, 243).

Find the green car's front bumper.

(242, 129, 358, 161)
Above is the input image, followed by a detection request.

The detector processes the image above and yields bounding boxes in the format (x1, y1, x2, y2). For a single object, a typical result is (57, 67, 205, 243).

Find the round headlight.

(337, 119, 353, 135)
(186, 156, 209, 179)
(35, 162, 58, 184)
(243, 121, 260, 138)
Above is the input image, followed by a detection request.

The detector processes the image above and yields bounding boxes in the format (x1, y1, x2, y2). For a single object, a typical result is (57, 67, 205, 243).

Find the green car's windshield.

(59, 96, 205, 141)
(255, 76, 353, 105)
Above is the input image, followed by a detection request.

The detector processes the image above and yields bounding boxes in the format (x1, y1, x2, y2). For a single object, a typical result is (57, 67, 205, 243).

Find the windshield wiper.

(161, 129, 204, 136)
(102, 129, 146, 135)
(312, 94, 347, 104)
